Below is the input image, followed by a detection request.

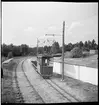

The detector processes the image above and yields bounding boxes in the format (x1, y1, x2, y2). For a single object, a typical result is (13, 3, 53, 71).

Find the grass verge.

(1, 59, 24, 103)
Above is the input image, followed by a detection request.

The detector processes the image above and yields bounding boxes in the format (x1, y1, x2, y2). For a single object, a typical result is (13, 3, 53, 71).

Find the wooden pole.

(62, 21, 65, 81)
(37, 38, 38, 57)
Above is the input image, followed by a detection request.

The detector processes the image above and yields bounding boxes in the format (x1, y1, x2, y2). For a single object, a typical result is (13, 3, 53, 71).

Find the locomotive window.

(45, 59, 47, 64)
(45, 58, 50, 66)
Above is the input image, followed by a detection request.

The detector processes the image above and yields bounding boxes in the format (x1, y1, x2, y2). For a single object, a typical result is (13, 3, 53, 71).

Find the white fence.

(53, 61, 98, 85)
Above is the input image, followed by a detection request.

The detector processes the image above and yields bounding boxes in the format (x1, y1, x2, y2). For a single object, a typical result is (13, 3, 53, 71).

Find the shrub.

(82, 47, 90, 52)
(8, 52, 13, 59)
(95, 50, 98, 54)
(82, 51, 90, 58)
(64, 51, 73, 58)
(71, 47, 83, 58)
(1, 56, 7, 62)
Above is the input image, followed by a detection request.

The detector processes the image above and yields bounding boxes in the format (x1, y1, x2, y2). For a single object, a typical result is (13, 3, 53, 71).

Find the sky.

(2, 2, 98, 47)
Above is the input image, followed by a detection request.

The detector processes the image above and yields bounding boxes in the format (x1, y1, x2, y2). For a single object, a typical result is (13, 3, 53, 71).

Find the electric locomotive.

(37, 54, 53, 79)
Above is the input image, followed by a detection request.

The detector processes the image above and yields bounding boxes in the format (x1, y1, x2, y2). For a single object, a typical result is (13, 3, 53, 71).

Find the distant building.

(82, 51, 89, 54)
(90, 50, 95, 54)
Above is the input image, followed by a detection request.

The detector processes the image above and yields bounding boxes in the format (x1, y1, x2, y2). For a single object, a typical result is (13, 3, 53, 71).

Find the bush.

(95, 50, 98, 54)
(82, 51, 90, 58)
(8, 52, 13, 59)
(1, 56, 7, 62)
(82, 47, 90, 52)
(64, 51, 73, 58)
(71, 47, 83, 58)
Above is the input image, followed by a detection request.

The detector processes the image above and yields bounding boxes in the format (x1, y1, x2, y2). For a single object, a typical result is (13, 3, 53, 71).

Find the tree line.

(1, 39, 98, 58)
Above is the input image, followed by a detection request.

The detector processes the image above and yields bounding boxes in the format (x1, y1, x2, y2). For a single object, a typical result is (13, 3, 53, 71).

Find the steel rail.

(21, 59, 45, 103)
(32, 61, 81, 102)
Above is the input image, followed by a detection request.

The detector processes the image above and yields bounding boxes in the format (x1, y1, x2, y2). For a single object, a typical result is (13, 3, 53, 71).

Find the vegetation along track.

(14, 59, 24, 103)
(21, 58, 45, 103)
(32, 61, 81, 102)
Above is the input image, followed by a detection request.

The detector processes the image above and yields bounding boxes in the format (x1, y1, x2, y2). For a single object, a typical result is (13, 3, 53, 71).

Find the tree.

(32, 47, 37, 55)
(51, 42, 60, 54)
(83, 41, 90, 51)
(82, 46, 90, 52)
(48, 46, 52, 54)
(1, 44, 3, 56)
(94, 44, 98, 50)
(8, 43, 14, 52)
(44, 46, 52, 54)
(8, 52, 13, 59)
(79, 41, 83, 48)
(44, 46, 48, 53)
(75, 42, 80, 47)
(2, 43, 10, 57)
(91, 39, 96, 50)
(38, 47, 43, 54)
(87, 40, 92, 50)
(71, 47, 83, 58)
(66, 43, 73, 51)
(64, 43, 73, 52)
(12, 46, 22, 56)
(84, 41, 88, 48)
(20, 44, 29, 56)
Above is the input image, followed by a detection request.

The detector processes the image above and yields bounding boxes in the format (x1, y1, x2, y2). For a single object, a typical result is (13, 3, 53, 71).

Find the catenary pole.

(62, 21, 65, 81)
(45, 21, 65, 81)
(37, 38, 38, 58)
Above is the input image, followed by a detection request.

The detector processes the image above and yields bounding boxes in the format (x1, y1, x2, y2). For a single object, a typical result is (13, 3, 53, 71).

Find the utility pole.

(37, 38, 38, 57)
(45, 21, 65, 81)
(62, 21, 65, 81)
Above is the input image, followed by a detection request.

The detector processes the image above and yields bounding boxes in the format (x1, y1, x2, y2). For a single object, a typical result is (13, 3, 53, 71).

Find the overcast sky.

(2, 2, 98, 47)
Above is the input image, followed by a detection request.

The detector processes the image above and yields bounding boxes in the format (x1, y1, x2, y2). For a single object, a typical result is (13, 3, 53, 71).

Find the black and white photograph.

(1, 2, 98, 103)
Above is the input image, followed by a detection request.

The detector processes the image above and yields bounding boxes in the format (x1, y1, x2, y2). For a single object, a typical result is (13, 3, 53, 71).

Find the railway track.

(19, 58, 45, 103)
(32, 60, 81, 102)
(47, 79, 81, 102)
(14, 59, 24, 103)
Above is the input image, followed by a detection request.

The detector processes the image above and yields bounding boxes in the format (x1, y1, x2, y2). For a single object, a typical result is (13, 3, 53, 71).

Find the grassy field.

(53, 54, 98, 68)
(1, 61, 17, 103)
